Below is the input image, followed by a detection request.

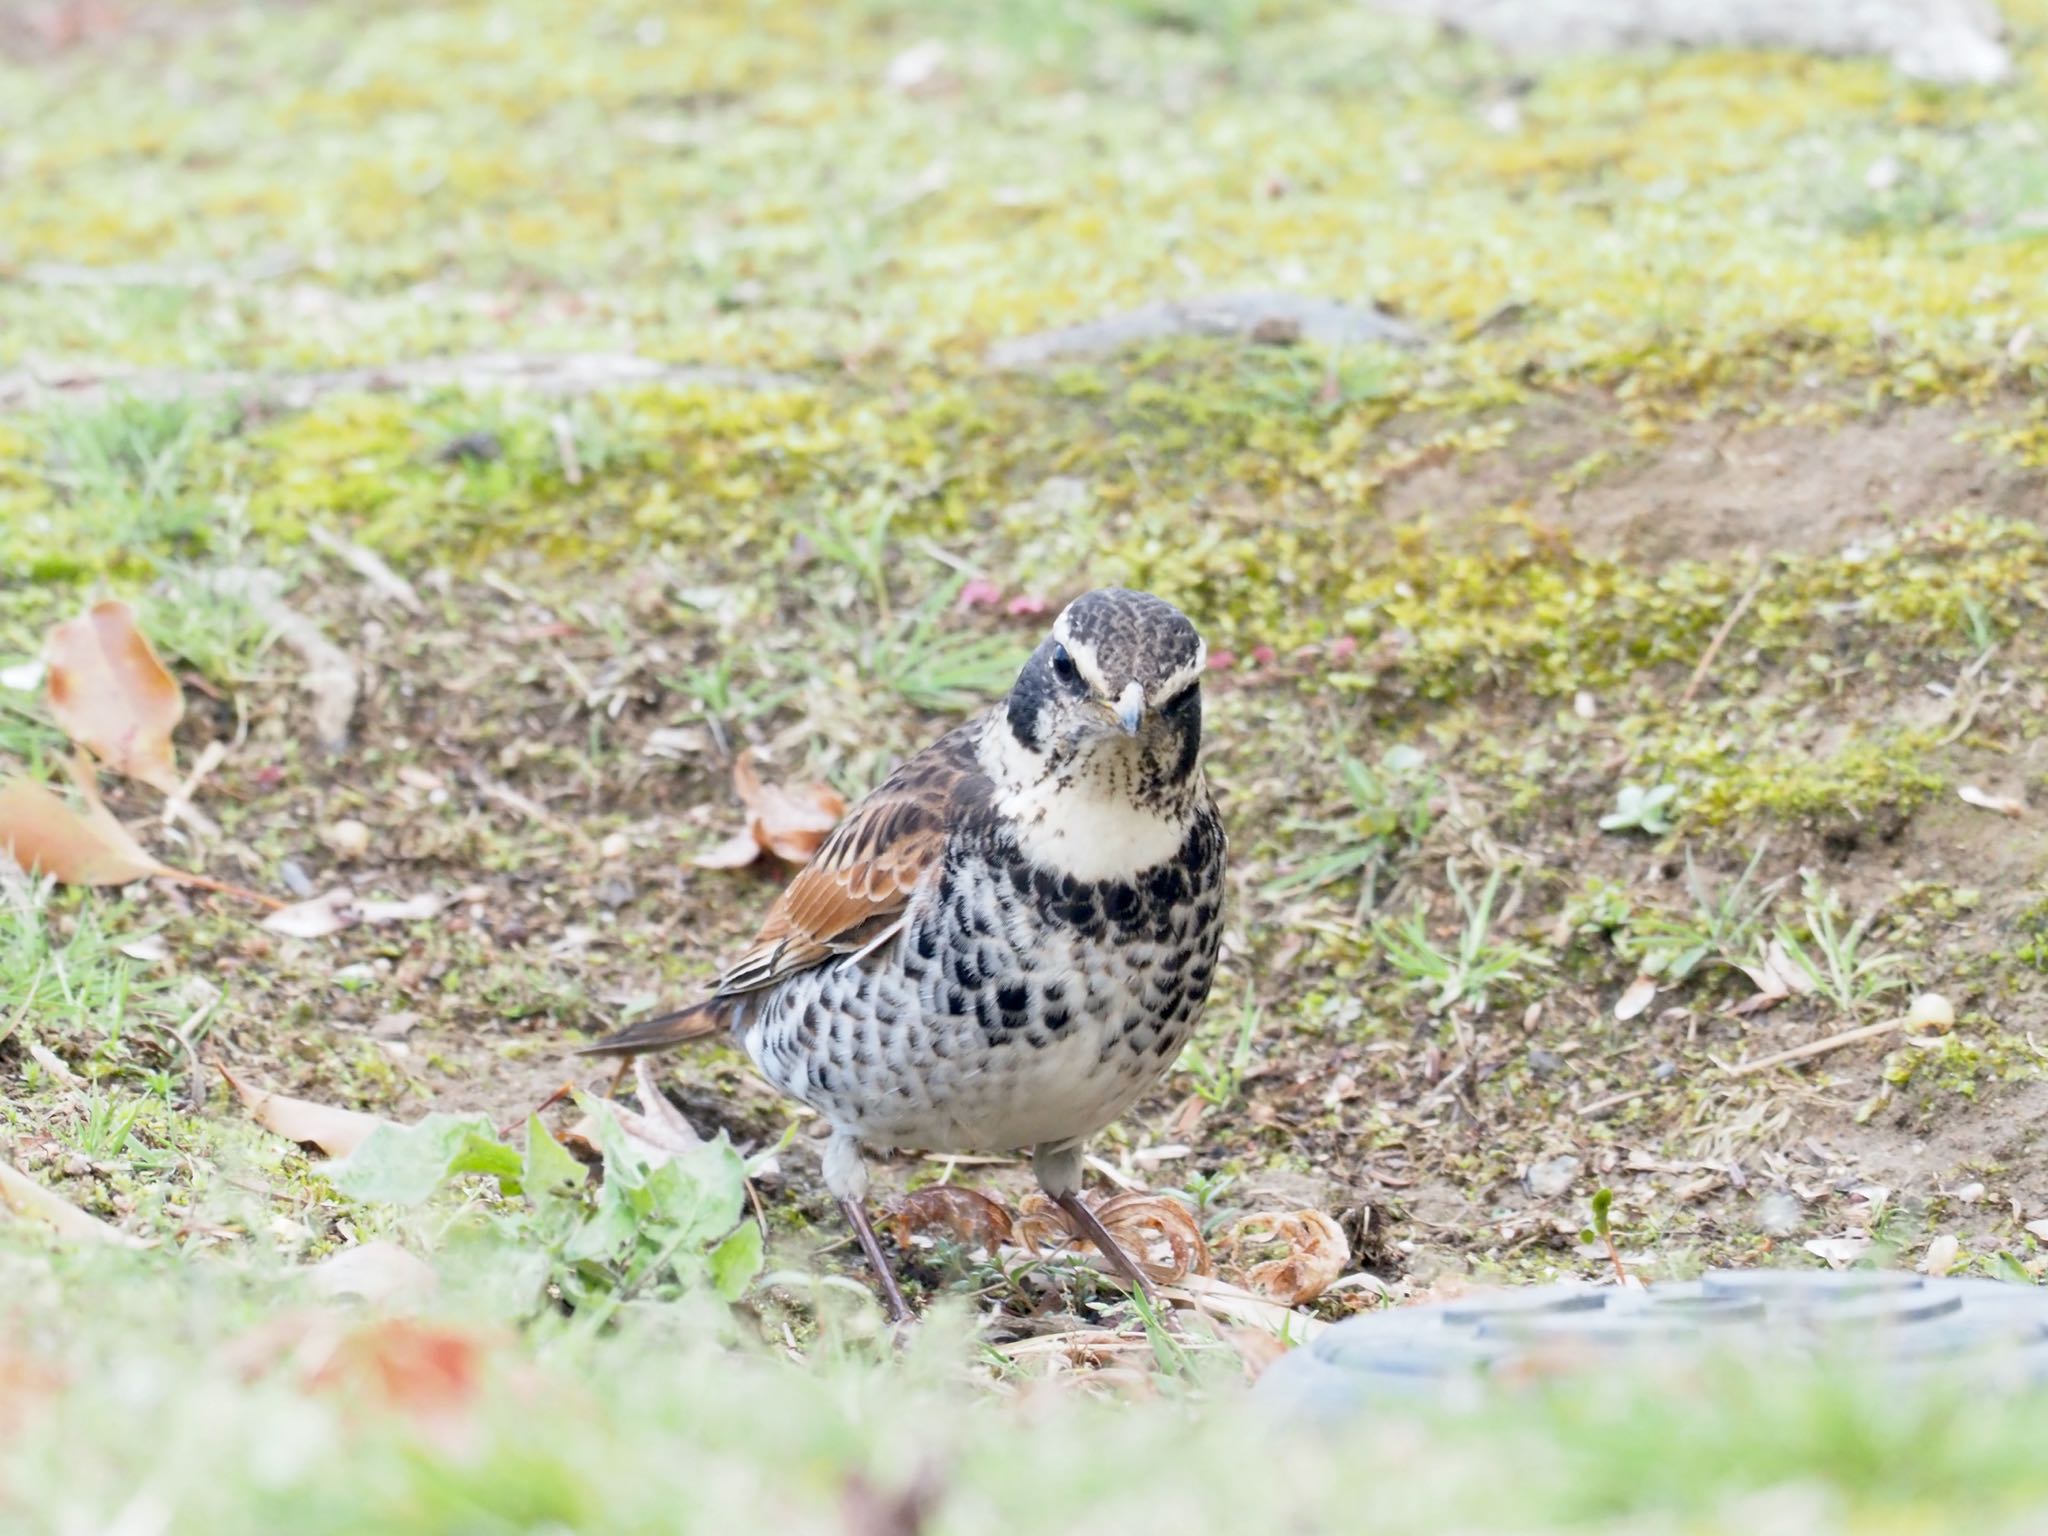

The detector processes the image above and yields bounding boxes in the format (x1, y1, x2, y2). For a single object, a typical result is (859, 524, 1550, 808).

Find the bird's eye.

(1050, 645, 1078, 685)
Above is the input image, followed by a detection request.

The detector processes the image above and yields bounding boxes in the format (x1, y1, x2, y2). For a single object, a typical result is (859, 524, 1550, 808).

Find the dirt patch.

(1832, 1075, 2048, 1223)
(1382, 402, 2046, 563)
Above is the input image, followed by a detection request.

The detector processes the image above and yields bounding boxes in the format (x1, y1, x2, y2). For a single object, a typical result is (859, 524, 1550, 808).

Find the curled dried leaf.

(1018, 1191, 1211, 1285)
(1014, 1190, 1070, 1256)
(1095, 1192, 1212, 1284)
(881, 1186, 1015, 1251)
(220, 1065, 386, 1158)
(735, 749, 845, 863)
(43, 600, 184, 793)
(1218, 1209, 1350, 1306)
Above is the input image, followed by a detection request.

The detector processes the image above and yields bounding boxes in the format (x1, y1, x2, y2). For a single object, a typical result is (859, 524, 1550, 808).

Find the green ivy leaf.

(709, 1220, 765, 1301)
(329, 1113, 518, 1206)
(523, 1114, 588, 1203)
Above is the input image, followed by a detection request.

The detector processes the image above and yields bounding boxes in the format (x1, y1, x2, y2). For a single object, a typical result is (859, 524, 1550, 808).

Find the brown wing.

(711, 719, 988, 996)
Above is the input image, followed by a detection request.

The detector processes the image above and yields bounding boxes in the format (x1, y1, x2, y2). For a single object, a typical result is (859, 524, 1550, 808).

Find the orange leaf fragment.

(881, 1186, 1015, 1251)
(43, 600, 184, 794)
(693, 750, 846, 868)
(0, 763, 167, 886)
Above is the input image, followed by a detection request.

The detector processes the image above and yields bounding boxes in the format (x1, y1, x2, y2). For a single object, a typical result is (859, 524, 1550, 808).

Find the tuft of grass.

(1772, 874, 1911, 1016)
(1374, 861, 1547, 1015)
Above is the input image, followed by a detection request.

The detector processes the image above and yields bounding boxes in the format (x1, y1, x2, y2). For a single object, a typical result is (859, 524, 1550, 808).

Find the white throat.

(979, 715, 1190, 884)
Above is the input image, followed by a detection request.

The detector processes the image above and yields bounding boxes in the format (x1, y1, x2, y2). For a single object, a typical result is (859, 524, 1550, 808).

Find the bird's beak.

(1112, 681, 1145, 736)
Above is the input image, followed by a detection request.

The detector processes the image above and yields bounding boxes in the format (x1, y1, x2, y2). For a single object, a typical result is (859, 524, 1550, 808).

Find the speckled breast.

(741, 804, 1226, 1155)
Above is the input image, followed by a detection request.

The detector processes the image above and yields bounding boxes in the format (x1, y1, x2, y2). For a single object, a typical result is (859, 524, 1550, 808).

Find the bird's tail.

(576, 998, 726, 1057)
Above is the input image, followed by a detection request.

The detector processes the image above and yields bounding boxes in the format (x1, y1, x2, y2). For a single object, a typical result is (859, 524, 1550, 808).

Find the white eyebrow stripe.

(1050, 616, 1115, 697)
(1147, 646, 1207, 705)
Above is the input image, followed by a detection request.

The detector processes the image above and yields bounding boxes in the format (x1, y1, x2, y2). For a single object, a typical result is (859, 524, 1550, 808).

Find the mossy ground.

(5, 1, 2048, 1528)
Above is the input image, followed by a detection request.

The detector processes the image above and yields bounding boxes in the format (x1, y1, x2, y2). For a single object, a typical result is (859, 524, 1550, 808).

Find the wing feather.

(712, 720, 987, 996)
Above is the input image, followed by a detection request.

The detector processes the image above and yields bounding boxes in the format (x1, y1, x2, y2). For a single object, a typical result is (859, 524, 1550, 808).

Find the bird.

(581, 587, 1226, 1324)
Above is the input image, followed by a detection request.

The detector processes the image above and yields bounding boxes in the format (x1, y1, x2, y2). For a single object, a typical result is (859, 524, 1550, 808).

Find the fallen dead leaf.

(1959, 784, 2027, 818)
(43, 599, 184, 793)
(1613, 974, 1658, 1022)
(562, 1067, 704, 1166)
(304, 1318, 494, 1452)
(221, 1065, 386, 1158)
(1919, 1234, 1961, 1277)
(1219, 1323, 1293, 1382)
(357, 892, 448, 924)
(0, 1158, 147, 1247)
(1218, 1209, 1350, 1306)
(881, 1186, 1015, 1251)
(307, 1240, 439, 1307)
(0, 753, 281, 907)
(1017, 1191, 1211, 1285)
(1731, 937, 1815, 1012)
(1161, 1273, 1331, 1338)
(1802, 1234, 1871, 1270)
(0, 764, 168, 886)
(261, 888, 360, 938)
(691, 827, 764, 870)
(695, 750, 846, 868)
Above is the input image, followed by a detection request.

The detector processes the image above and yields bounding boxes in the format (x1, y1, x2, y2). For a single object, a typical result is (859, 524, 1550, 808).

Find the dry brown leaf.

(881, 1186, 1016, 1251)
(1959, 784, 2027, 818)
(220, 1065, 386, 1158)
(1731, 937, 1814, 1012)
(735, 749, 845, 862)
(305, 1318, 495, 1451)
(1017, 1191, 1210, 1285)
(357, 892, 448, 924)
(691, 827, 765, 870)
(0, 1158, 147, 1247)
(43, 600, 184, 793)
(561, 1071, 703, 1167)
(0, 768, 167, 886)
(1218, 1209, 1349, 1306)
(1096, 1192, 1212, 1284)
(1219, 1322, 1293, 1381)
(307, 1240, 439, 1307)
(262, 888, 361, 938)
(1613, 974, 1658, 1022)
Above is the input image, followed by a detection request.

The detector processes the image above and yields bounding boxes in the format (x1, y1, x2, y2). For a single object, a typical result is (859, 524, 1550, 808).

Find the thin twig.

(1720, 1015, 1908, 1077)
(166, 869, 287, 910)
(1574, 1085, 1658, 1118)
(1681, 566, 1769, 705)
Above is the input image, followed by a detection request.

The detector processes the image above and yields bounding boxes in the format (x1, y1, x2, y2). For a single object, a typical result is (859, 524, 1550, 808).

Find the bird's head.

(1000, 588, 1207, 800)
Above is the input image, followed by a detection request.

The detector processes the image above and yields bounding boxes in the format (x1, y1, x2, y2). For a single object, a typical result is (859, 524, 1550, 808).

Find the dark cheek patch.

(1007, 666, 1050, 751)
(1166, 689, 1201, 783)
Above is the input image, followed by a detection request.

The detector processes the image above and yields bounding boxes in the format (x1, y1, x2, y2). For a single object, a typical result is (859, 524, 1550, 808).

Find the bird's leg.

(839, 1198, 915, 1327)
(1054, 1190, 1172, 1323)
(824, 1128, 914, 1327)
(1034, 1141, 1178, 1329)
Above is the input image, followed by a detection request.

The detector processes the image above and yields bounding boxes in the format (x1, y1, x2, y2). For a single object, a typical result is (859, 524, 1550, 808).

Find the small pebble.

(1758, 1189, 1803, 1236)
(600, 831, 631, 861)
(279, 859, 315, 898)
(1527, 1153, 1579, 1199)
(323, 819, 371, 861)
(1908, 993, 1955, 1033)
